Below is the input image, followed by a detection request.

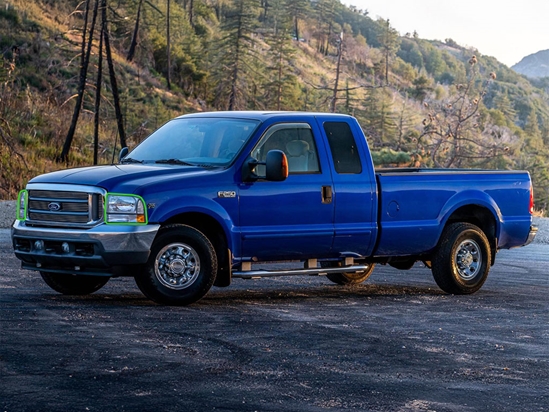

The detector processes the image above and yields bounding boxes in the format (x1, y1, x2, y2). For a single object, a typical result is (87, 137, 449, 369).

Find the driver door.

(238, 122, 335, 261)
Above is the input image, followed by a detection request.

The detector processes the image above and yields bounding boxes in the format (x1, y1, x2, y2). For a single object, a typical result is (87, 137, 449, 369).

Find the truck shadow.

(32, 282, 447, 307)
(203, 283, 446, 305)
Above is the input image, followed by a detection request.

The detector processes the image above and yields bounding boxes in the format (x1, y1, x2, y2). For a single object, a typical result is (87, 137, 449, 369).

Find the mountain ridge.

(512, 49, 549, 78)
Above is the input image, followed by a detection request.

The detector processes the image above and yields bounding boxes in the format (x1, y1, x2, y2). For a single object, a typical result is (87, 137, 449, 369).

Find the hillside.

(1, 0, 549, 212)
(512, 49, 549, 79)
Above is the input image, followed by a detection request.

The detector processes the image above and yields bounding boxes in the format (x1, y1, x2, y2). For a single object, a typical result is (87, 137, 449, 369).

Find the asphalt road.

(1, 228, 548, 412)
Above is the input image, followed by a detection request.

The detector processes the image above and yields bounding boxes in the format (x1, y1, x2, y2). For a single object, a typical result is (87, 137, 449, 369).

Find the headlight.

(105, 194, 147, 224)
(17, 190, 27, 220)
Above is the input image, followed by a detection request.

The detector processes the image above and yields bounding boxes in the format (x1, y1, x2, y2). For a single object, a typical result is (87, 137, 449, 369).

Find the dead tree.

(58, 0, 99, 162)
(330, 32, 343, 113)
(93, 21, 104, 165)
(102, 0, 127, 149)
(126, 0, 144, 62)
(166, 0, 171, 90)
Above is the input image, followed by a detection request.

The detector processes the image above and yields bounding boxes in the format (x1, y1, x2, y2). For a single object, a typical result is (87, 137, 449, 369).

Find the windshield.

(124, 117, 260, 166)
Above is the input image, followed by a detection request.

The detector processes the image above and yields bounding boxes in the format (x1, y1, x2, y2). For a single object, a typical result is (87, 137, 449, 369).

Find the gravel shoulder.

(0, 200, 16, 229)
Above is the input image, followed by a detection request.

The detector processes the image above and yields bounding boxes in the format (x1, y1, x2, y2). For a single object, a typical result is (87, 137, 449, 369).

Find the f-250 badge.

(217, 191, 236, 198)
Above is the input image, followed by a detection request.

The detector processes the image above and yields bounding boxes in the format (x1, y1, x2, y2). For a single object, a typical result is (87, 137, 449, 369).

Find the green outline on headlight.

(104, 193, 148, 225)
(16, 190, 28, 221)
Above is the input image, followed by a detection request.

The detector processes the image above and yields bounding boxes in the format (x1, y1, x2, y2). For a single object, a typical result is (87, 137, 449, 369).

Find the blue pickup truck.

(12, 112, 537, 305)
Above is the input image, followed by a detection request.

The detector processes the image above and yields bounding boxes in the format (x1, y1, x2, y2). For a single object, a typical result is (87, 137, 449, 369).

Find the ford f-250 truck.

(12, 112, 537, 305)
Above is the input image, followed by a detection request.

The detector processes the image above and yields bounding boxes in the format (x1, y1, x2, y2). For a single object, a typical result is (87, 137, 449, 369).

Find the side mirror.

(265, 150, 289, 181)
(241, 150, 289, 182)
(118, 147, 129, 163)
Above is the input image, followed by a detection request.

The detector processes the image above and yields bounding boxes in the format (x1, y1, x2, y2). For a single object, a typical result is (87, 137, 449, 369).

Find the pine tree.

(314, 0, 339, 55)
(377, 18, 400, 85)
(212, 0, 261, 110)
(264, 0, 298, 110)
(286, 0, 308, 41)
(362, 87, 397, 148)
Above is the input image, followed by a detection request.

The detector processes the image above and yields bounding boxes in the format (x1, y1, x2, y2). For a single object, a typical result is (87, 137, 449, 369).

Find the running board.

(232, 265, 369, 280)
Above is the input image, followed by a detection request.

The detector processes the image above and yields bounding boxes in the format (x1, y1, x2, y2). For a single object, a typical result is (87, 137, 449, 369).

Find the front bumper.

(12, 220, 160, 276)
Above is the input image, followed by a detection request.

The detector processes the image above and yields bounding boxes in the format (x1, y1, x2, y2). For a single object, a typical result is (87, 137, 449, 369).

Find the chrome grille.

(26, 186, 105, 228)
(30, 200, 89, 213)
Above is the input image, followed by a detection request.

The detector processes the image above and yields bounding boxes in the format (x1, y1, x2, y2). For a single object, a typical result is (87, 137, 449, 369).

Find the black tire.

(40, 272, 109, 295)
(321, 261, 375, 285)
(134, 224, 218, 305)
(431, 222, 491, 295)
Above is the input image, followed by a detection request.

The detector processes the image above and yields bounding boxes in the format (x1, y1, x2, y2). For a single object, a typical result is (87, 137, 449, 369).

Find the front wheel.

(321, 261, 375, 285)
(134, 224, 218, 305)
(40, 272, 109, 295)
(431, 222, 491, 295)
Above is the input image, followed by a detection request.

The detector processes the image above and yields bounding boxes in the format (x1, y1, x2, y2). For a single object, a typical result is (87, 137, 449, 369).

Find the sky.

(344, 0, 549, 67)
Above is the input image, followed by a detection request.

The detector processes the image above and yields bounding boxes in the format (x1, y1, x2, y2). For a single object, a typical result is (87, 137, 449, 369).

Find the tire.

(134, 224, 218, 305)
(321, 261, 375, 285)
(40, 272, 109, 295)
(431, 222, 491, 295)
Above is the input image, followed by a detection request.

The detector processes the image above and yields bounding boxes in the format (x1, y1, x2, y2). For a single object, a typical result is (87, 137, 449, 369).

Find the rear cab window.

(323, 122, 362, 174)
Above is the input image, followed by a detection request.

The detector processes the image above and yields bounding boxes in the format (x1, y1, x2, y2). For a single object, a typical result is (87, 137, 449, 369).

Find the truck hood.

(28, 164, 217, 193)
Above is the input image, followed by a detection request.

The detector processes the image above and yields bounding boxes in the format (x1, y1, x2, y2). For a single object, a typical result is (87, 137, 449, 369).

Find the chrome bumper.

(524, 225, 538, 246)
(12, 220, 160, 275)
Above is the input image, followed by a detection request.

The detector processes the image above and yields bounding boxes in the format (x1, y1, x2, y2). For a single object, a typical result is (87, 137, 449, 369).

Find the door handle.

(322, 185, 333, 204)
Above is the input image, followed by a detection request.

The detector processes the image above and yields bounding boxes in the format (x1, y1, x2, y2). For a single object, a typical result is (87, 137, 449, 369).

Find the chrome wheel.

(454, 239, 481, 280)
(154, 242, 201, 290)
(135, 224, 218, 305)
(432, 222, 491, 295)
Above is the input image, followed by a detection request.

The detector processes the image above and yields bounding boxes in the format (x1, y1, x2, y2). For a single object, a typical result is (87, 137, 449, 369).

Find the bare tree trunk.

(228, 1, 243, 111)
(93, 20, 104, 165)
(102, 0, 127, 149)
(330, 32, 343, 113)
(126, 0, 144, 62)
(81, 0, 91, 66)
(189, 0, 194, 26)
(384, 20, 390, 86)
(58, 0, 99, 162)
(166, 0, 171, 89)
(276, 53, 282, 111)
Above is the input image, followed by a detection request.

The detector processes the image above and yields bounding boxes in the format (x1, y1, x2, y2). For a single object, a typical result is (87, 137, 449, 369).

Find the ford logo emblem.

(48, 202, 61, 211)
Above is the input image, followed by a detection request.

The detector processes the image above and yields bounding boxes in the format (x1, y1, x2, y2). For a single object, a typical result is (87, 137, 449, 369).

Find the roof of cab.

(175, 111, 353, 121)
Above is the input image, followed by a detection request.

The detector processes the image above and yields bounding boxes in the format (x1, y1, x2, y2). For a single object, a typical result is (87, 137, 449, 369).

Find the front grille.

(26, 187, 104, 228)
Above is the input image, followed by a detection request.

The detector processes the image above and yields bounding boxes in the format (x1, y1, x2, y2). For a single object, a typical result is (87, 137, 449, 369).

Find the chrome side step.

(232, 265, 369, 280)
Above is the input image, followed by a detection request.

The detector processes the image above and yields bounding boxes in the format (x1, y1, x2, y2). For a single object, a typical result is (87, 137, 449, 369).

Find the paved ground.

(1, 228, 548, 412)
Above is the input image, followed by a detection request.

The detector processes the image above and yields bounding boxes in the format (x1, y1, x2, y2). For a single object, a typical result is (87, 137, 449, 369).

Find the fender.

(147, 194, 240, 256)
(437, 189, 502, 237)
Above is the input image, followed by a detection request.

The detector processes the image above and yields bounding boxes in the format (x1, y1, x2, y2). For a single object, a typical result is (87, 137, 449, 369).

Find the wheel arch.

(163, 212, 232, 287)
(442, 204, 498, 265)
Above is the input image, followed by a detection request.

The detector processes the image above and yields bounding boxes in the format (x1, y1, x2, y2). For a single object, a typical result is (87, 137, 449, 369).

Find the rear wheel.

(134, 224, 218, 305)
(321, 261, 375, 285)
(431, 222, 491, 295)
(40, 272, 109, 295)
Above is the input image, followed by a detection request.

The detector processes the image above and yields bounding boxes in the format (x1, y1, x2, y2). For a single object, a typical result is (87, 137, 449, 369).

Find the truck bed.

(374, 168, 533, 257)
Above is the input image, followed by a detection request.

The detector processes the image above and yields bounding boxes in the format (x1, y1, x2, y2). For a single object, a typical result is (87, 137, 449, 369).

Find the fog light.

(34, 240, 44, 251)
(61, 242, 70, 253)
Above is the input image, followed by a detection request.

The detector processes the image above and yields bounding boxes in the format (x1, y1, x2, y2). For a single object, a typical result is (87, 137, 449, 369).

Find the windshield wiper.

(155, 158, 194, 166)
(120, 157, 144, 164)
(192, 163, 219, 169)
